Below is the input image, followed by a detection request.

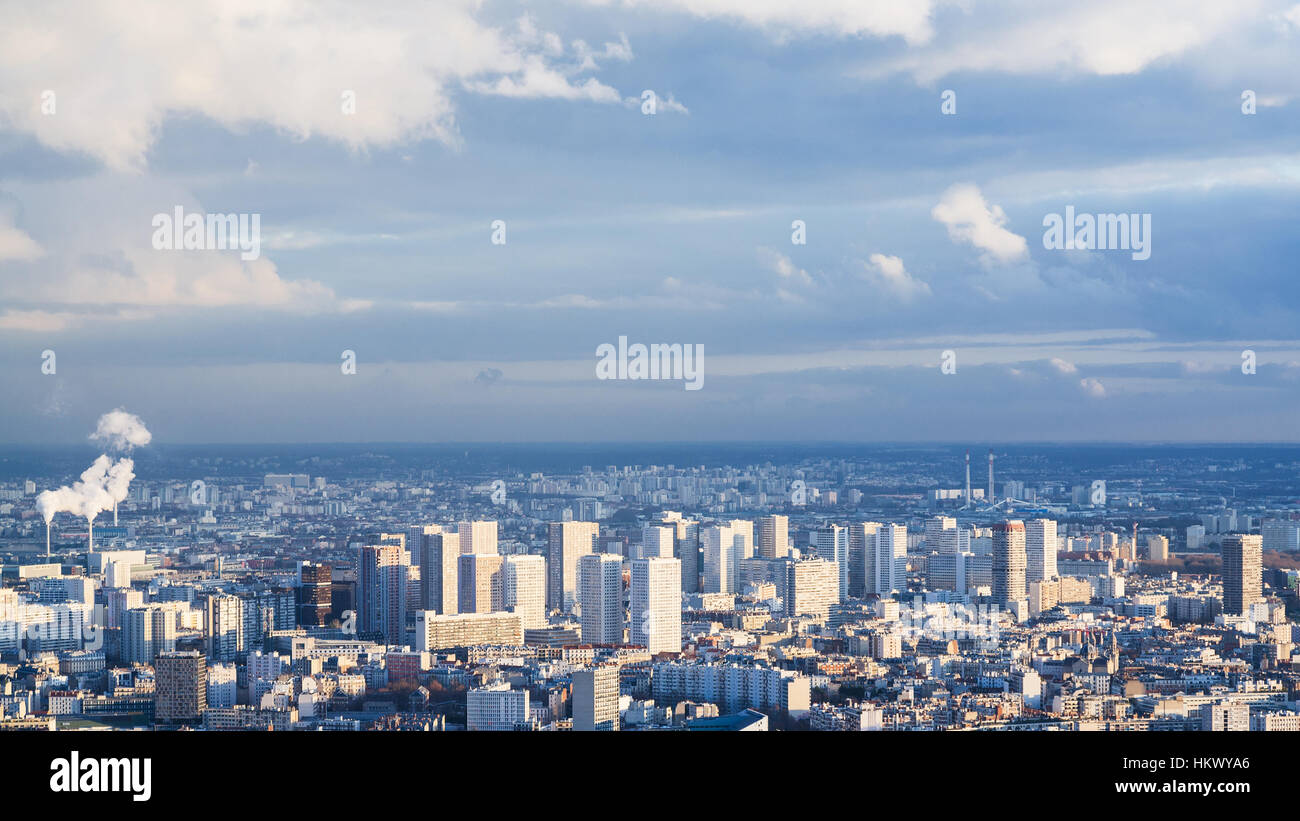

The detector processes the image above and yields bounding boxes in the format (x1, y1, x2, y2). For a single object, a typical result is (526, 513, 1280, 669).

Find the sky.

(3, 0, 1300, 443)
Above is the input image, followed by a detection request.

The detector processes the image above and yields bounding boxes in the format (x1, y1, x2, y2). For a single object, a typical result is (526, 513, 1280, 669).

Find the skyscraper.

(154, 650, 206, 725)
(848, 521, 881, 598)
(122, 604, 175, 665)
(993, 520, 1027, 606)
(358, 543, 407, 643)
(420, 531, 459, 615)
(785, 558, 839, 619)
(869, 524, 907, 596)
(640, 524, 675, 560)
(757, 515, 789, 560)
(579, 552, 624, 645)
(504, 554, 546, 629)
(630, 556, 681, 654)
(298, 562, 332, 626)
(457, 520, 498, 555)
(1222, 534, 1263, 616)
(572, 665, 620, 731)
(548, 521, 600, 611)
(1024, 518, 1058, 583)
(205, 593, 244, 663)
(458, 553, 505, 614)
(811, 524, 848, 602)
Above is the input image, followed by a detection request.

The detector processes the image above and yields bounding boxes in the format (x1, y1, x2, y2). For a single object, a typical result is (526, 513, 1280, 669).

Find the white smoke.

(36, 411, 150, 537)
(89, 408, 152, 452)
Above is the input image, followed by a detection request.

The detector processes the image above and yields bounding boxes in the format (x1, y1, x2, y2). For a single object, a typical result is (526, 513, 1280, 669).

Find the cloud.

(862, 253, 931, 301)
(931, 183, 1028, 265)
(862, 0, 1268, 83)
(759, 247, 813, 287)
(474, 367, 504, 385)
(585, 0, 935, 44)
(0, 2, 630, 170)
(0, 216, 42, 262)
(1080, 377, 1107, 398)
(1048, 357, 1078, 375)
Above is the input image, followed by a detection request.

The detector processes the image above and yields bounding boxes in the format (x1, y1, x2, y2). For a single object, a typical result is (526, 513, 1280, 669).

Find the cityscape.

(2, 424, 1299, 734)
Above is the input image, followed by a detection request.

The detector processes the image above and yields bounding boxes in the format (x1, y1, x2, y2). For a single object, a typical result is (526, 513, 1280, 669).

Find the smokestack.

(88, 518, 93, 554)
(987, 450, 994, 504)
(113, 502, 118, 527)
(964, 451, 971, 506)
(46, 520, 51, 558)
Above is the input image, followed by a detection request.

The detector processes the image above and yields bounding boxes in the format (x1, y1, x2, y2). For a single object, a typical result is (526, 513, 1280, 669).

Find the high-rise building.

(1025, 519, 1058, 583)
(298, 562, 332, 626)
(358, 543, 407, 643)
(640, 525, 675, 560)
(1146, 534, 1169, 562)
(757, 515, 789, 560)
(661, 512, 701, 594)
(1262, 519, 1300, 553)
(992, 521, 1027, 607)
(205, 594, 244, 663)
(467, 683, 531, 731)
(154, 650, 206, 724)
(785, 558, 839, 619)
(869, 524, 907, 596)
(572, 665, 620, 731)
(122, 605, 176, 665)
(630, 557, 681, 654)
(458, 553, 505, 614)
(848, 522, 881, 599)
(811, 525, 849, 602)
(579, 552, 624, 645)
(548, 521, 600, 612)
(414, 611, 522, 651)
(703, 522, 752, 594)
(457, 521, 499, 555)
(420, 532, 459, 615)
(1222, 534, 1263, 616)
(407, 524, 442, 569)
(504, 554, 547, 629)
(1186, 524, 1206, 551)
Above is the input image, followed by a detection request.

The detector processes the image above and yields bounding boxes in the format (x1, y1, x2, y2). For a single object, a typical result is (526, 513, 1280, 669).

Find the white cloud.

(1080, 377, 1107, 398)
(862, 253, 931, 301)
(0, 1, 628, 170)
(759, 247, 814, 287)
(931, 183, 1028, 265)
(0, 216, 42, 262)
(584, 0, 935, 44)
(1048, 357, 1077, 374)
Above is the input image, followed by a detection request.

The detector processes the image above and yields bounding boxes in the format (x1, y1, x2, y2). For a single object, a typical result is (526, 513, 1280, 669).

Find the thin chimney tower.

(987, 449, 994, 504)
(964, 451, 971, 507)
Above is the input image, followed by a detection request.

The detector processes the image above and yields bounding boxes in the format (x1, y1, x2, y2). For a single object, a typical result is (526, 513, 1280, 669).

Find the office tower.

(420, 532, 459, 615)
(925, 516, 957, 550)
(154, 650, 206, 724)
(572, 665, 620, 731)
(414, 610, 522, 651)
(641, 525, 675, 560)
(358, 543, 407, 643)
(848, 522, 881, 598)
(630, 557, 681, 654)
(407, 524, 442, 569)
(548, 521, 600, 611)
(1262, 519, 1300, 552)
(661, 512, 701, 594)
(579, 552, 624, 645)
(927, 551, 971, 593)
(1222, 534, 1263, 616)
(458, 553, 505, 614)
(869, 524, 907, 596)
(122, 605, 176, 665)
(298, 562, 332, 626)
(1025, 519, 1058, 583)
(1146, 534, 1169, 562)
(467, 683, 531, 731)
(205, 594, 244, 663)
(458, 520, 499, 555)
(811, 525, 849, 602)
(757, 515, 789, 559)
(785, 558, 839, 619)
(504, 554, 546, 629)
(992, 521, 1027, 606)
